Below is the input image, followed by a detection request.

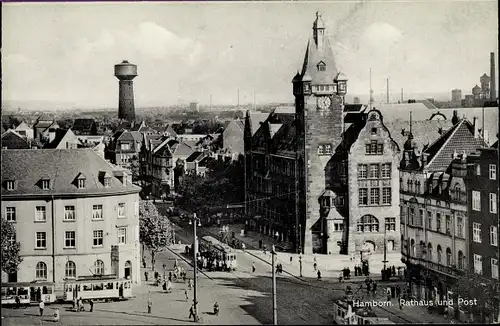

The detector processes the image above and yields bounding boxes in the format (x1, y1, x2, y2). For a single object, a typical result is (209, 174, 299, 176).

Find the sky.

(2, 0, 498, 108)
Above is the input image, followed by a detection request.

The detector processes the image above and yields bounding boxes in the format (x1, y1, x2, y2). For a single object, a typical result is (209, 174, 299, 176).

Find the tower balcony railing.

(402, 252, 462, 278)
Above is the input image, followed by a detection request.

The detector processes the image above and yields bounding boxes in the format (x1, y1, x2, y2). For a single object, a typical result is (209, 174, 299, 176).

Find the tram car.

(199, 235, 238, 270)
(63, 275, 133, 302)
(332, 299, 396, 324)
(1, 282, 56, 305)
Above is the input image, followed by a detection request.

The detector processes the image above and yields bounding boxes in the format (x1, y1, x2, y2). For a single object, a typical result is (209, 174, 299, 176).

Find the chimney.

(473, 117, 479, 138)
(491, 52, 496, 101)
(421, 153, 428, 166)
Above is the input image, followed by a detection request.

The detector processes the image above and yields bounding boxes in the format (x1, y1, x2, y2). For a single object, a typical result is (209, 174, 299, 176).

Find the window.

(64, 231, 76, 248)
(476, 164, 481, 175)
(457, 217, 464, 237)
(490, 226, 498, 246)
(370, 188, 379, 205)
(6, 180, 15, 190)
(334, 223, 344, 232)
(410, 208, 415, 225)
(35, 206, 46, 222)
(93, 230, 103, 247)
(446, 248, 452, 266)
(41, 180, 50, 190)
(359, 188, 368, 205)
(428, 243, 433, 261)
(365, 144, 371, 154)
(472, 191, 481, 211)
(436, 213, 441, 232)
(104, 177, 111, 188)
(357, 215, 379, 232)
(377, 144, 383, 154)
(458, 251, 465, 269)
(6, 207, 16, 222)
(325, 144, 332, 154)
(437, 245, 442, 264)
(35, 262, 47, 280)
(445, 215, 451, 234)
(92, 205, 103, 220)
(369, 164, 379, 178)
(64, 206, 75, 221)
(77, 179, 85, 189)
(65, 261, 76, 278)
(371, 127, 377, 135)
(121, 143, 130, 150)
(473, 222, 482, 243)
(489, 164, 497, 180)
(418, 209, 424, 227)
(318, 145, 324, 155)
(118, 203, 126, 218)
(381, 163, 391, 178)
(118, 228, 127, 244)
(427, 211, 432, 230)
(490, 193, 497, 213)
(474, 254, 483, 274)
(385, 217, 396, 231)
(317, 62, 326, 72)
(94, 260, 104, 275)
(492, 259, 498, 279)
(358, 164, 367, 179)
(36, 232, 47, 249)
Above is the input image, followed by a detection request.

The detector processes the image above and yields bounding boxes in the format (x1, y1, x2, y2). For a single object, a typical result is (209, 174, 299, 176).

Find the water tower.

(114, 60, 137, 122)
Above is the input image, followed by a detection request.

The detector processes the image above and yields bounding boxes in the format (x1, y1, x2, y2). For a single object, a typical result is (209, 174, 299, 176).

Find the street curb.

(165, 246, 214, 281)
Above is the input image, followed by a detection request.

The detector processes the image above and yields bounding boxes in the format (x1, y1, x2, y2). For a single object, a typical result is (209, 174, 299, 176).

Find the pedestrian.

(168, 271, 172, 282)
(188, 279, 192, 290)
(15, 295, 20, 309)
(189, 304, 195, 320)
(39, 300, 44, 316)
(145, 271, 148, 282)
(53, 307, 60, 322)
(386, 287, 391, 302)
(313, 262, 317, 271)
(90, 300, 94, 312)
(143, 259, 146, 269)
(372, 282, 377, 295)
(147, 295, 152, 314)
(290, 256, 292, 264)
(367, 282, 371, 293)
(252, 262, 256, 273)
(185, 289, 189, 302)
(317, 270, 322, 281)
(263, 245, 267, 255)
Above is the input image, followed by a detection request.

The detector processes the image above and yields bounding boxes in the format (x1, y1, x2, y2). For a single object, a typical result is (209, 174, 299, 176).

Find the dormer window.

(318, 145, 325, 155)
(41, 180, 50, 190)
(325, 144, 332, 155)
(317, 61, 326, 72)
(104, 177, 111, 188)
(6, 180, 15, 191)
(78, 179, 86, 189)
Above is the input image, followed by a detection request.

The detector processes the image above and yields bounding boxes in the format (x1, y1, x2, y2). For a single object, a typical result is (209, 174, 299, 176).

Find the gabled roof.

(186, 151, 204, 163)
(143, 134, 164, 150)
(171, 141, 195, 157)
(1, 149, 141, 196)
(423, 119, 487, 171)
(300, 33, 338, 85)
(130, 131, 142, 143)
(15, 121, 31, 130)
(43, 128, 81, 149)
(72, 118, 96, 131)
(249, 112, 270, 136)
(1, 129, 31, 149)
(269, 124, 283, 138)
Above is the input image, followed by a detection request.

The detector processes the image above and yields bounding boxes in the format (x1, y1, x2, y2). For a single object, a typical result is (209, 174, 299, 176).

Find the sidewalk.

(203, 223, 404, 280)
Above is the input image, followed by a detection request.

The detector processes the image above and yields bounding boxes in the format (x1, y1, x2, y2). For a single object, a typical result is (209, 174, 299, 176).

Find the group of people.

(380, 265, 398, 280)
(275, 263, 283, 274)
(72, 297, 94, 312)
(197, 252, 234, 272)
(354, 261, 370, 276)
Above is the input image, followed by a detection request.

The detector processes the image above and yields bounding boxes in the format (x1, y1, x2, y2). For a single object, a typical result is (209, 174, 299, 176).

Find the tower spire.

(313, 11, 325, 50)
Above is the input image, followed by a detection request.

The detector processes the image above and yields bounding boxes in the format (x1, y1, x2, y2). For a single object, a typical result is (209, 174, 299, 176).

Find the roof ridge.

(424, 119, 465, 169)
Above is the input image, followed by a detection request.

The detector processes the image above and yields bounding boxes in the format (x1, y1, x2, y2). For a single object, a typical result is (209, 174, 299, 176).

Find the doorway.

(124, 261, 131, 280)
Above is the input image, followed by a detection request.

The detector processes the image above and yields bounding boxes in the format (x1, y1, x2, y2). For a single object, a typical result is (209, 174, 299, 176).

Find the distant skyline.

(2, 1, 498, 108)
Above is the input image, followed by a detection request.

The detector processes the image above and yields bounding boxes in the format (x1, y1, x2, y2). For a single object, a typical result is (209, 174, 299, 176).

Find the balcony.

(402, 252, 462, 278)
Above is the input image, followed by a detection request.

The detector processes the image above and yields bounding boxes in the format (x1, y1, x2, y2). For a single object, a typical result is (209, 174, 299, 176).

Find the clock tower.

(293, 12, 345, 254)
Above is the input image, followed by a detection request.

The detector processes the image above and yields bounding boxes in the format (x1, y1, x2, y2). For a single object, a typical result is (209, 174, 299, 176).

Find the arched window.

(446, 247, 452, 266)
(428, 243, 433, 261)
(357, 215, 379, 232)
(94, 260, 104, 275)
(411, 239, 416, 257)
(36, 262, 47, 280)
(65, 261, 76, 278)
(419, 241, 426, 259)
(454, 184, 461, 201)
(437, 245, 442, 264)
(458, 251, 465, 269)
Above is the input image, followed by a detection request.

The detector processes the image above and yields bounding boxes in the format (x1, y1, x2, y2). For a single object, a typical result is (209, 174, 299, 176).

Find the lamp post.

(189, 214, 201, 323)
(299, 254, 303, 277)
(271, 244, 278, 325)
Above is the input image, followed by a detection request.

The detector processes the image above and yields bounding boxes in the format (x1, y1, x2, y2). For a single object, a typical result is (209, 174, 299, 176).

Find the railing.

(402, 252, 462, 278)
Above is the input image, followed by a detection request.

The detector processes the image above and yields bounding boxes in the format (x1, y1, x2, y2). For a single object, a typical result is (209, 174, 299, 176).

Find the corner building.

(244, 12, 401, 255)
(1, 149, 141, 285)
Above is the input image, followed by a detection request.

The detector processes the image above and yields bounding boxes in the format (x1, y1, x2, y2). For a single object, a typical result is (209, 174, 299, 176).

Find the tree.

(1, 219, 23, 275)
(129, 155, 141, 185)
(454, 266, 499, 322)
(139, 200, 173, 271)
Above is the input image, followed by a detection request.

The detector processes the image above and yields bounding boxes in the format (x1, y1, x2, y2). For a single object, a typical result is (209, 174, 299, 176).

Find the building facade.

(400, 118, 486, 303)
(1, 149, 141, 285)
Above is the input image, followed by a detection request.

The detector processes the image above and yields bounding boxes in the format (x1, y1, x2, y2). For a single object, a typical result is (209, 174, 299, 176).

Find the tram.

(199, 235, 238, 270)
(1, 282, 56, 306)
(63, 275, 133, 302)
(332, 299, 396, 324)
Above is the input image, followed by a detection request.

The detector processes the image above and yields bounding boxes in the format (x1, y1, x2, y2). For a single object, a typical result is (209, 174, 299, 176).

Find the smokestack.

(401, 88, 404, 103)
(210, 94, 212, 109)
(237, 89, 240, 108)
(114, 60, 137, 122)
(387, 78, 389, 104)
(491, 52, 496, 101)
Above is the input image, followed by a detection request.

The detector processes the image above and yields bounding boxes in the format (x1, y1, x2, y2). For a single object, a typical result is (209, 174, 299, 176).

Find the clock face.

(317, 96, 331, 110)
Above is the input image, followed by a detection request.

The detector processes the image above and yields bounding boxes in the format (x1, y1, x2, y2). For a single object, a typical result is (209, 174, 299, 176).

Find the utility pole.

(209, 94, 212, 110)
(272, 245, 278, 325)
(369, 68, 373, 110)
(386, 78, 389, 104)
(237, 89, 240, 108)
(190, 214, 201, 322)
